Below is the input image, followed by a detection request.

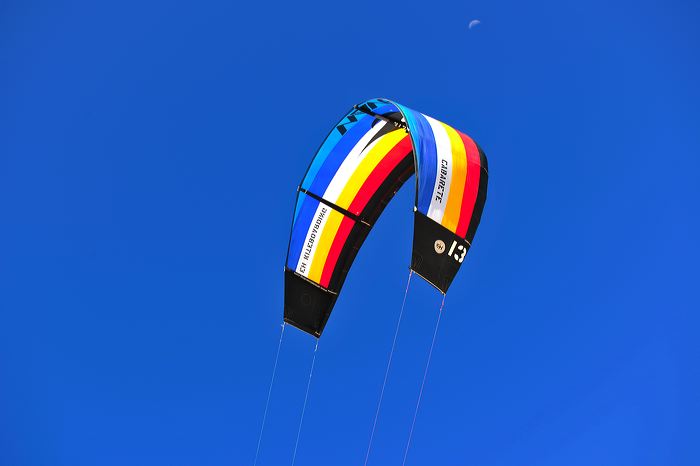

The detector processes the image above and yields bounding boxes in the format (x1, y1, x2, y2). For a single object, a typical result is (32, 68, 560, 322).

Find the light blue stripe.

(396, 104, 438, 214)
(292, 192, 305, 226)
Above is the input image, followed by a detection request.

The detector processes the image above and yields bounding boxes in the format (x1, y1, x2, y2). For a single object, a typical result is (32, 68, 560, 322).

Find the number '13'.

(447, 240, 466, 263)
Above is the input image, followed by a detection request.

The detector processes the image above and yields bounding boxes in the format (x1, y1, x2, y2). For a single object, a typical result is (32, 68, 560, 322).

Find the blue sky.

(2, 0, 699, 465)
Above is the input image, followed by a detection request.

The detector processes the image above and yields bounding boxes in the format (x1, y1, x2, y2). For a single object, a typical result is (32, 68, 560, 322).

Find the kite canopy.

(284, 99, 488, 337)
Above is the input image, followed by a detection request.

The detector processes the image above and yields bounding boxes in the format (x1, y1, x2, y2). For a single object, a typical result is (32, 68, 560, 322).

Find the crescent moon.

(469, 19, 481, 29)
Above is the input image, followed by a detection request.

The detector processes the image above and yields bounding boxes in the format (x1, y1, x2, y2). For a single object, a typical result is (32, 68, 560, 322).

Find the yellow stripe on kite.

(335, 130, 407, 210)
(441, 123, 467, 233)
(307, 208, 344, 283)
(308, 131, 406, 282)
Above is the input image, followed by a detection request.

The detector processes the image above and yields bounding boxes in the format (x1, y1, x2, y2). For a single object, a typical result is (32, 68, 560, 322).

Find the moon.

(468, 19, 481, 29)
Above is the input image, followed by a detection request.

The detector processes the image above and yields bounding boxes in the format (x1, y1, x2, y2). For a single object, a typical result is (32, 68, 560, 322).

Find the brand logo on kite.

(434, 239, 446, 254)
(298, 206, 328, 275)
(434, 159, 449, 204)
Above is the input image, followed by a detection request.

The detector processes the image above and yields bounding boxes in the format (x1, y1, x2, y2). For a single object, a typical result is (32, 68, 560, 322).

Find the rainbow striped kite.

(285, 98, 488, 337)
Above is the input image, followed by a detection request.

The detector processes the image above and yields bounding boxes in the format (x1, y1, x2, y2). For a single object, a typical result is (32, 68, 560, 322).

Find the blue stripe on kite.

(397, 105, 438, 214)
(301, 103, 394, 192)
(287, 193, 319, 270)
(292, 192, 305, 226)
(301, 123, 356, 191)
(306, 116, 374, 196)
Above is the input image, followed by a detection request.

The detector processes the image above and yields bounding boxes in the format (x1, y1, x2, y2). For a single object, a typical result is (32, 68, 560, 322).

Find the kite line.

(253, 322, 287, 466)
(364, 270, 414, 466)
(402, 294, 446, 466)
(291, 338, 319, 466)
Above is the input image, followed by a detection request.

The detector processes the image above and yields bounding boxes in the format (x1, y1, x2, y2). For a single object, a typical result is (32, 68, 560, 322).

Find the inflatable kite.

(284, 99, 488, 337)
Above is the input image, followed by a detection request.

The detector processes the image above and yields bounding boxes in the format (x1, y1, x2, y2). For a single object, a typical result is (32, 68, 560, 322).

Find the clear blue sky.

(2, 0, 699, 465)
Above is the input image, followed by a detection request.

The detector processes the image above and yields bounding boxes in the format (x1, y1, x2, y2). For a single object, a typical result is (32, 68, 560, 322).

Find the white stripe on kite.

(425, 115, 453, 224)
(322, 120, 387, 203)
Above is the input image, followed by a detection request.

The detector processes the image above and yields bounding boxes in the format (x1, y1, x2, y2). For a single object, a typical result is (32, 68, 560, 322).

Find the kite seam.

(298, 187, 371, 226)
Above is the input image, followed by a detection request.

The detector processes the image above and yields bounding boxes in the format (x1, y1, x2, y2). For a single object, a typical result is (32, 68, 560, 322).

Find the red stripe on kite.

(348, 136, 413, 215)
(320, 216, 355, 288)
(456, 132, 482, 237)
